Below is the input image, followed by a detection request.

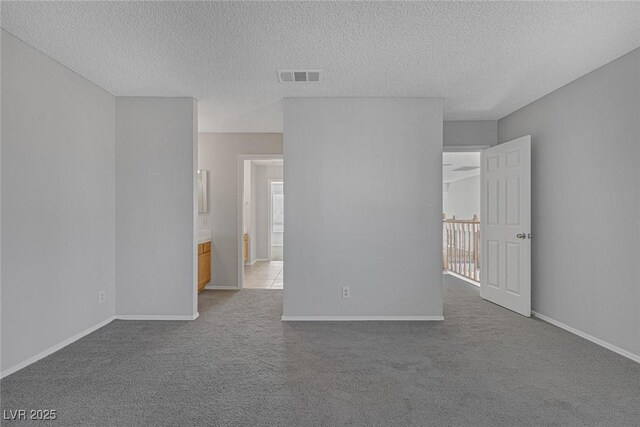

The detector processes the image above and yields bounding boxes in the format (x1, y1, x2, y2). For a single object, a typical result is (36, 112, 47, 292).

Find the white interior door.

(480, 135, 531, 316)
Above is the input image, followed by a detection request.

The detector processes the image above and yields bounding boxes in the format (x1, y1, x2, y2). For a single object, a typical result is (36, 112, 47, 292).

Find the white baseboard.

(0, 316, 116, 379)
(532, 311, 640, 364)
(444, 271, 480, 287)
(204, 285, 240, 290)
(115, 313, 199, 321)
(1, 310, 202, 379)
(281, 315, 444, 321)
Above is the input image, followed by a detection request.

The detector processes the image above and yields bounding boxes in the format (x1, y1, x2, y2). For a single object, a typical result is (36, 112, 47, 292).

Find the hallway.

(244, 260, 283, 289)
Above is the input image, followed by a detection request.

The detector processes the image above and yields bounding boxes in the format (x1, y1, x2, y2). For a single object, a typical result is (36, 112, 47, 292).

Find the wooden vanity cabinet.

(198, 242, 211, 292)
(243, 234, 249, 263)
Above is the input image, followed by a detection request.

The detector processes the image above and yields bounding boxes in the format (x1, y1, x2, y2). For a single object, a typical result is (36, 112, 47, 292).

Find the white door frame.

(267, 179, 284, 261)
(443, 145, 490, 153)
(237, 154, 283, 289)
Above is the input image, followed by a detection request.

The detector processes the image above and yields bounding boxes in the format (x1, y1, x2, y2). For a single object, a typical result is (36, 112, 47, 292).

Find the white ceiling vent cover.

(278, 70, 321, 84)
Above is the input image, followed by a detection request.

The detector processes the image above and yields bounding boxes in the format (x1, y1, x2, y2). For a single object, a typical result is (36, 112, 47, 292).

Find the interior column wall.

(115, 97, 198, 318)
(283, 98, 444, 319)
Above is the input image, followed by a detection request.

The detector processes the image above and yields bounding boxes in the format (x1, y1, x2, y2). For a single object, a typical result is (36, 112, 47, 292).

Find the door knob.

(516, 233, 526, 239)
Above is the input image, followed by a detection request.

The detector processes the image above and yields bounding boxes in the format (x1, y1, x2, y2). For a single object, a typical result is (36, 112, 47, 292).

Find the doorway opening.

(442, 150, 482, 286)
(443, 137, 532, 317)
(268, 180, 284, 262)
(240, 158, 283, 289)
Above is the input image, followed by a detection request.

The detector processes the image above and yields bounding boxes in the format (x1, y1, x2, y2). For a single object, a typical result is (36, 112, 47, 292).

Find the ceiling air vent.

(278, 70, 322, 84)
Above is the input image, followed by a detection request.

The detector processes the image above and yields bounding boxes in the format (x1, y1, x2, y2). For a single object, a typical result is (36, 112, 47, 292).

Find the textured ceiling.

(2, 1, 640, 132)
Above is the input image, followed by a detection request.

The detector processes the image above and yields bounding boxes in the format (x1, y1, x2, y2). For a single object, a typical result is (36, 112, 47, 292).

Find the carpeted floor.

(1, 275, 639, 426)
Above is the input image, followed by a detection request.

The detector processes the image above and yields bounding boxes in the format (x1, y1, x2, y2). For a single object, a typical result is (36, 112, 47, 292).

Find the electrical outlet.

(342, 286, 351, 299)
(98, 290, 106, 304)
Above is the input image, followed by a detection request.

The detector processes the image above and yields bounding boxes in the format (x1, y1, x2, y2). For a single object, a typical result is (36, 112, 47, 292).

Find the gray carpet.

(2, 275, 639, 426)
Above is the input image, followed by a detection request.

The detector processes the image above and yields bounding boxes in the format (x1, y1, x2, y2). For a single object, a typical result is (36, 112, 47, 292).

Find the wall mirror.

(198, 170, 209, 214)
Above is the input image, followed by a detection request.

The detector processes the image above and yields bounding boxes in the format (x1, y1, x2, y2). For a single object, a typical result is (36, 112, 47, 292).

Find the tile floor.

(243, 261, 283, 289)
(271, 246, 283, 261)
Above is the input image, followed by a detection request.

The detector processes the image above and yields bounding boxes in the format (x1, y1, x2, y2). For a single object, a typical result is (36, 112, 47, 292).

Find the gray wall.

(1, 31, 116, 373)
(198, 133, 283, 287)
(283, 98, 444, 319)
(444, 121, 497, 148)
(115, 97, 198, 318)
(498, 48, 640, 357)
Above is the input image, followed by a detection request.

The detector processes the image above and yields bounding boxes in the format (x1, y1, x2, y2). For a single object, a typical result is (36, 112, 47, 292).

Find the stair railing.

(443, 214, 480, 283)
